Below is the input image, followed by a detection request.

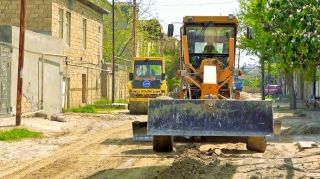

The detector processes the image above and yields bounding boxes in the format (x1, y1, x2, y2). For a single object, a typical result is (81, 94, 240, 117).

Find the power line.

(142, 11, 180, 30)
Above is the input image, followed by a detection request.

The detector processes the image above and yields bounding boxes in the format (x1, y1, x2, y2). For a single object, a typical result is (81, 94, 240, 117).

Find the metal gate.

(0, 45, 11, 117)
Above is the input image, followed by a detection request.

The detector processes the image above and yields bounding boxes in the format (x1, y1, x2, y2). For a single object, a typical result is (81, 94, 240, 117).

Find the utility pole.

(132, 0, 136, 58)
(16, 0, 27, 126)
(237, 47, 240, 69)
(111, 0, 115, 103)
(267, 58, 270, 98)
(261, 56, 265, 100)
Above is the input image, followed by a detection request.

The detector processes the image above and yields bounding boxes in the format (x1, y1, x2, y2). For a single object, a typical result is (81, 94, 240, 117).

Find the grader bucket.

(147, 99, 273, 137)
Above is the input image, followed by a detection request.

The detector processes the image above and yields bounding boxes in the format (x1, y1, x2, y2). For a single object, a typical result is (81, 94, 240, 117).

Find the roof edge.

(77, 0, 110, 15)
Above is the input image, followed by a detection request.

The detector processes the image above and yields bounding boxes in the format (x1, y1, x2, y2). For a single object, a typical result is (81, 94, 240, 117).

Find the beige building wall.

(0, 0, 108, 108)
(52, 0, 105, 107)
(0, 0, 52, 34)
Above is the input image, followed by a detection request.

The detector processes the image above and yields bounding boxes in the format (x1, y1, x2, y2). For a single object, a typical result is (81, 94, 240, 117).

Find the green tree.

(90, 0, 156, 64)
(238, 0, 273, 100)
(136, 18, 165, 57)
(163, 48, 180, 91)
(266, 0, 320, 109)
(239, 0, 320, 109)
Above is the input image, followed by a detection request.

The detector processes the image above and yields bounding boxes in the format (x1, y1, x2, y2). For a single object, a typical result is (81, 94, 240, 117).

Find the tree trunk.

(284, 75, 287, 96)
(287, 73, 296, 109)
(299, 71, 304, 100)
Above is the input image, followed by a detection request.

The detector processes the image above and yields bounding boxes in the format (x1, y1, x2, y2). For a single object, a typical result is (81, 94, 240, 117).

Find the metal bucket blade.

(132, 121, 152, 141)
(129, 101, 148, 114)
(147, 99, 273, 136)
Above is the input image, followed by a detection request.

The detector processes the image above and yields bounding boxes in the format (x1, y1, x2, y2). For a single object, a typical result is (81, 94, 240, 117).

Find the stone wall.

(0, 0, 53, 34)
(101, 63, 130, 102)
(52, 0, 105, 107)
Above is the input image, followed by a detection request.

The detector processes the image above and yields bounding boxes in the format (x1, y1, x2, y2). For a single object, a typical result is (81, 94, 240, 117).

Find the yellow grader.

(128, 57, 167, 115)
(132, 15, 276, 152)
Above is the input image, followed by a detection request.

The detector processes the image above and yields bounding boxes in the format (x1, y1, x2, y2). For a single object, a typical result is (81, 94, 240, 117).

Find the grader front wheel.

(153, 135, 173, 152)
(246, 136, 267, 153)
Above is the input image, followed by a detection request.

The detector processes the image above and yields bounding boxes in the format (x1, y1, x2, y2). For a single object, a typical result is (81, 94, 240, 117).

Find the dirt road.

(1, 97, 320, 179)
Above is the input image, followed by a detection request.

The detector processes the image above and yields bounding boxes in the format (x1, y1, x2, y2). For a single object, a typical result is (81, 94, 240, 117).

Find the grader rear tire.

(246, 136, 267, 153)
(153, 135, 173, 152)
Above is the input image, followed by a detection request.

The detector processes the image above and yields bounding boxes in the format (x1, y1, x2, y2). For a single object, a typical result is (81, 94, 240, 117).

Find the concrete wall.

(101, 63, 129, 101)
(7, 26, 64, 115)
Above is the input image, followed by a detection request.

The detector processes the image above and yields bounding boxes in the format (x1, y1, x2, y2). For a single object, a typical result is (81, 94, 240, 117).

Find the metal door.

(0, 45, 11, 117)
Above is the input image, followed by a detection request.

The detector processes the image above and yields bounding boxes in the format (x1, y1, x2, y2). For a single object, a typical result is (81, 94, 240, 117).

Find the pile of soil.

(281, 122, 320, 135)
(150, 146, 236, 179)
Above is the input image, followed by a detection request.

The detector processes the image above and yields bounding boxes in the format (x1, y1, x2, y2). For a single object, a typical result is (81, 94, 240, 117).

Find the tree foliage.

(90, 0, 156, 63)
(267, 0, 320, 78)
(163, 48, 180, 91)
(238, 0, 320, 109)
(136, 18, 164, 57)
(238, 0, 271, 58)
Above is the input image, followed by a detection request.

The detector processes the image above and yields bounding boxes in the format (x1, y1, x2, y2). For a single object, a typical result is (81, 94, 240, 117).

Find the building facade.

(0, 0, 109, 109)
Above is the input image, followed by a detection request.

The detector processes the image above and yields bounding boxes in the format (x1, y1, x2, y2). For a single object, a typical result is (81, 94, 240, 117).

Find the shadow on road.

(121, 148, 178, 156)
(101, 137, 151, 146)
(221, 149, 256, 155)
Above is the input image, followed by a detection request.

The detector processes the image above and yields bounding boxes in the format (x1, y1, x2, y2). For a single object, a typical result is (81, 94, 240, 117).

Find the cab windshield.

(134, 60, 162, 80)
(185, 24, 236, 68)
(185, 25, 235, 54)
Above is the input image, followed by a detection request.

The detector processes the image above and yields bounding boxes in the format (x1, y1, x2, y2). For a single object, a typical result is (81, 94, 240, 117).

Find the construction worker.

(203, 44, 218, 53)
(144, 65, 156, 77)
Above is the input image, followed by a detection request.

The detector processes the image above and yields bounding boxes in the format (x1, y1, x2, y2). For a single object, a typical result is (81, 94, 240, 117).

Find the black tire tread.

(153, 135, 173, 152)
(246, 136, 267, 153)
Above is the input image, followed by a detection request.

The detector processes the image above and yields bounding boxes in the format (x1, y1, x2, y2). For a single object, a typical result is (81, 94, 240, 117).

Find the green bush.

(66, 105, 97, 113)
(266, 95, 273, 99)
(116, 99, 129, 104)
(94, 98, 112, 105)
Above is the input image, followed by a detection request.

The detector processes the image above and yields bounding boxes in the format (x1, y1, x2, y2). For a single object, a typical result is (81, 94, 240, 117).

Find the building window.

(66, 12, 71, 46)
(58, 8, 63, 38)
(82, 18, 87, 49)
(82, 74, 87, 103)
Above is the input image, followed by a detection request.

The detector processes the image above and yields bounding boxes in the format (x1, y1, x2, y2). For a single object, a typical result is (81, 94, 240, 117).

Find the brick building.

(0, 0, 109, 109)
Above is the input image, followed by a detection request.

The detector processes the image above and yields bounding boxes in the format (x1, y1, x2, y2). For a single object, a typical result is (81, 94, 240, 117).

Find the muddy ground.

(0, 93, 320, 179)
